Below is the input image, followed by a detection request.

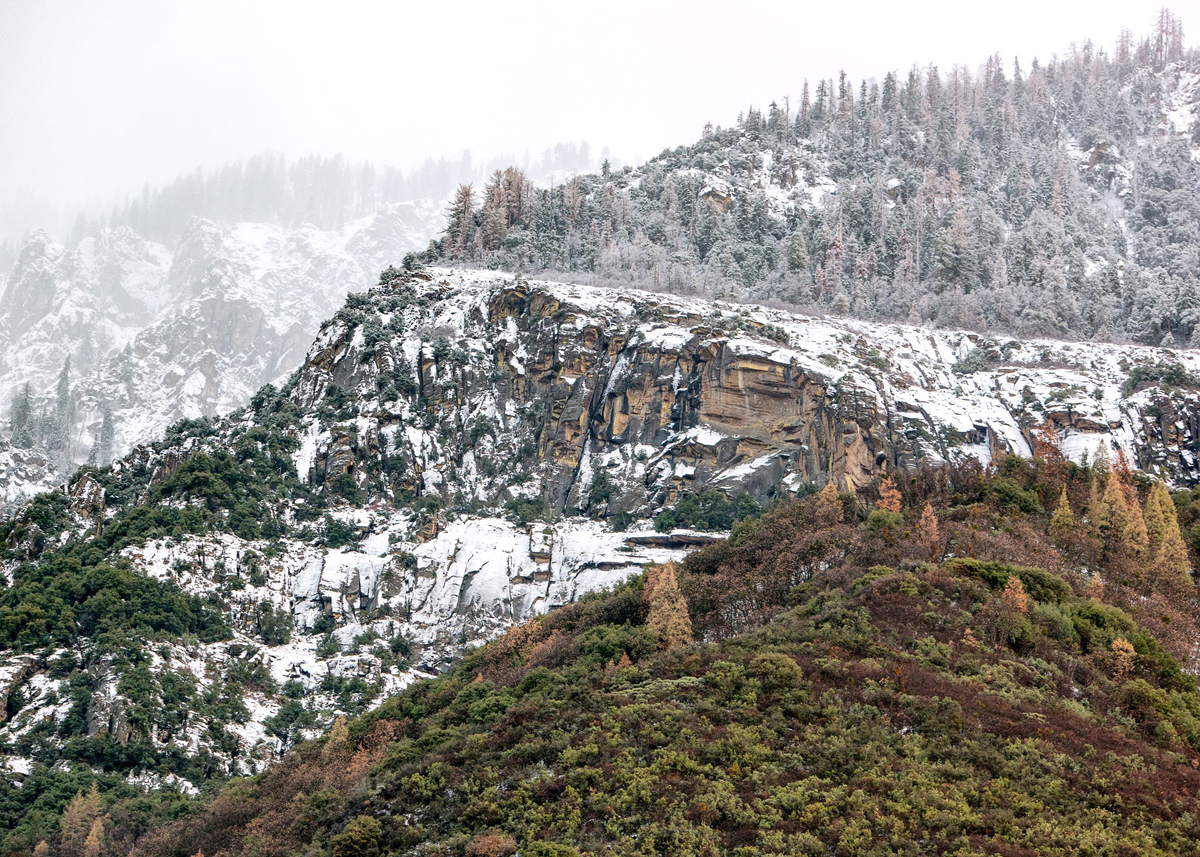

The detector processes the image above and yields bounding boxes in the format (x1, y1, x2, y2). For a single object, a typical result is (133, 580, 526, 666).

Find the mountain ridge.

(5, 265, 1200, 809)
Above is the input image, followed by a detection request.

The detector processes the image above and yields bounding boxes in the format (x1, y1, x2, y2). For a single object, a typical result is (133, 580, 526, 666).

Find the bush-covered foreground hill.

(49, 453, 1200, 856)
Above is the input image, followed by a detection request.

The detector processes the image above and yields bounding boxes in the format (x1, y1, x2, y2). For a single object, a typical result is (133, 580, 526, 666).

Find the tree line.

(430, 10, 1200, 346)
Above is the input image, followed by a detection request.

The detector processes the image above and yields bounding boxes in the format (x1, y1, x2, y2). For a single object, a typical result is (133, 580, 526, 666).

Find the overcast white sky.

(0, 0, 1189, 222)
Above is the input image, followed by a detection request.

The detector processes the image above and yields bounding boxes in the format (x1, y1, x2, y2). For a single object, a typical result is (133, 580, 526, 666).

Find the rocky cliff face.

(3, 265, 1200, 789)
(290, 268, 1200, 520)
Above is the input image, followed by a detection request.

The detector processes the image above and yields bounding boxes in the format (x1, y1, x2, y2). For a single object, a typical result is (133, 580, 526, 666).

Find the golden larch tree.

(876, 477, 902, 513)
(1111, 637, 1137, 683)
(1143, 481, 1193, 597)
(1143, 481, 1171, 551)
(83, 817, 105, 857)
(1049, 487, 1075, 534)
(1092, 465, 1147, 555)
(60, 783, 102, 857)
(916, 502, 940, 561)
(1001, 577, 1029, 616)
(815, 479, 843, 525)
(644, 562, 693, 650)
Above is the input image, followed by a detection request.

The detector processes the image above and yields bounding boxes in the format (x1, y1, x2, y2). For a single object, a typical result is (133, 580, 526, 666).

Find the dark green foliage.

(653, 490, 762, 532)
(130, 479, 1200, 855)
(1121, 362, 1200, 397)
(264, 699, 315, 750)
(941, 557, 1072, 604)
(322, 516, 359, 549)
(328, 473, 365, 506)
(0, 558, 229, 651)
(256, 601, 293, 646)
(866, 508, 904, 532)
(989, 476, 1043, 513)
(332, 815, 382, 857)
(503, 497, 548, 525)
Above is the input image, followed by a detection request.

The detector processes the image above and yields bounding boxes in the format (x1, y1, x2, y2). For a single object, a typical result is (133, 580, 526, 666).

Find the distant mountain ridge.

(0, 200, 445, 501)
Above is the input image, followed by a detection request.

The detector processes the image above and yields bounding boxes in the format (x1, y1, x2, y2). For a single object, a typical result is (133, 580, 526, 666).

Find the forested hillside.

(70, 452, 1200, 856)
(431, 12, 1200, 346)
(5, 267, 1200, 852)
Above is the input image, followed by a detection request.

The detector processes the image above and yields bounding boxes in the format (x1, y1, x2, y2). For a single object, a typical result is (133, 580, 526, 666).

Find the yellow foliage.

(644, 562, 693, 650)
(916, 502, 940, 561)
(1049, 487, 1075, 533)
(876, 478, 902, 514)
(815, 480, 843, 525)
(1111, 637, 1136, 683)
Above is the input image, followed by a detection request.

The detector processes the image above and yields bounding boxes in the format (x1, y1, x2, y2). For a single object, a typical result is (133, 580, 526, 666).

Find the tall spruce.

(9, 382, 32, 448)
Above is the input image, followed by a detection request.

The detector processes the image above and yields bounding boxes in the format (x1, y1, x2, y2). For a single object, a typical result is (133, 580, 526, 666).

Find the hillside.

(80, 457, 1200, 856)
(430, 23, 1200, 347)
(0, 202, 443, 499)
(4, 267, 1200, 848)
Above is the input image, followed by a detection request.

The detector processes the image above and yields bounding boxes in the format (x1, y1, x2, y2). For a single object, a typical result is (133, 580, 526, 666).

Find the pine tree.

(47, 356, 75, 467)
(444, 184, 476, 260)
(97, 406, 114, 466)
(644, 563, 693, 650)
(9, 382, 32, 448)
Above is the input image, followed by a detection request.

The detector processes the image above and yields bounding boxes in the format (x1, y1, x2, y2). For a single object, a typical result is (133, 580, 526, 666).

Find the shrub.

(467, 833, 518, 857)
(504, 497, 548, 525)
(942, 558, 1071, 604)
(654, 491, 762, 532)
(323, 517, 360, 549)
(866, 509, 904, 532)
(989, 477, 1042, 513)
(332, 815, 382, 857)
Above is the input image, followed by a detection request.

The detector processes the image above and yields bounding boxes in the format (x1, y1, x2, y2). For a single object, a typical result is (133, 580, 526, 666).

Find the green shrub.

(942, 558, 1070, 604)
(989, 477, 1042, 513)
(654, 491, 762, 532)
(332, 815, 382, 857)
(504, 497, 548, 525)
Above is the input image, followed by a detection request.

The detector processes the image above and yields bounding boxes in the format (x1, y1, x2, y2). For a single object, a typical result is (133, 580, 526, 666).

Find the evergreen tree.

(444, 184, 476, 260)
(96, 405, 115, 466)
(53, 357, 74, 461)
(9, 382, 32, 448)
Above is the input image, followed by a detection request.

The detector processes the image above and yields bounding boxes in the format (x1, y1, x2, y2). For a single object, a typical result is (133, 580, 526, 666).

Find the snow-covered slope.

(0, 199, 444, 500)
